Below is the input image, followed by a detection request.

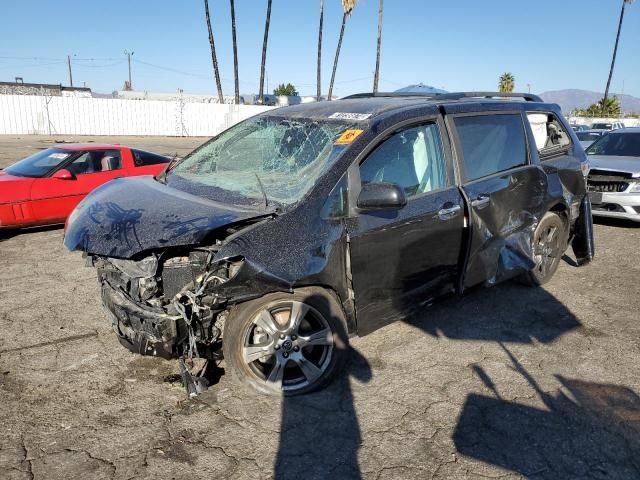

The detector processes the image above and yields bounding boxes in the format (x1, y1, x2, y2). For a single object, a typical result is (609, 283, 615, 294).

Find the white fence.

(568, 116, 640, 128)
(0, 94, 274, 137)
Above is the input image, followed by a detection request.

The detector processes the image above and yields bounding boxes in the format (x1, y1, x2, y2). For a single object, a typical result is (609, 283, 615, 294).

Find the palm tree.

(604, 0, 635, 102)
(499, 72, 515, 93)
(373, 0, 383, 94)
(328, 0, 358, 101)
(258, 0, 273, 104)
(230, 0, 240, 104)
(316, 0, 324, 101)
(204, 0, 224, 103)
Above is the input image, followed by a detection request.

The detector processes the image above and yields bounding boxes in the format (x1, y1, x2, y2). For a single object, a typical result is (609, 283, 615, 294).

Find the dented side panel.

(461, 166, 547, 288)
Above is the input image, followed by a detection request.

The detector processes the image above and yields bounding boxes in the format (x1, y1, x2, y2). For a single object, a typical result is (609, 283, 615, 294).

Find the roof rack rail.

(341, 91, 543, 102)
(432, 91, 543, 102)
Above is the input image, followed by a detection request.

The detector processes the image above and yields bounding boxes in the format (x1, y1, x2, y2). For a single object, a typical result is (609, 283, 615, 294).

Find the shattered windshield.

(167, 116, 355, 207)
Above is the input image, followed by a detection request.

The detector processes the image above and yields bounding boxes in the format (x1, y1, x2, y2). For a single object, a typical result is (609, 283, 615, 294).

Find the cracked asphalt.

(1, 135, 640, 479)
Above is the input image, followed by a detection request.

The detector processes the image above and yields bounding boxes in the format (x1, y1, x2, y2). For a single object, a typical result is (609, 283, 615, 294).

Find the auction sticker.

(329, 112, 372, 121)
(335, 129, 364, 145)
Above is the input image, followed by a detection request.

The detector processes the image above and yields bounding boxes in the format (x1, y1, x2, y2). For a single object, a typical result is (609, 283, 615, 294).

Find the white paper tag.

(329, 112, 372, 121)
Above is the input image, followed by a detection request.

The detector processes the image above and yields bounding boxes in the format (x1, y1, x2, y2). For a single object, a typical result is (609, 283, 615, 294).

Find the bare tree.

(258, 0, 273, 104)
(604, 0, 635, 102)
(204, 0, 224, 103)
(373, 0, 383, 94)
(230, 0, 240, 104)
(328, 0, 358, 101)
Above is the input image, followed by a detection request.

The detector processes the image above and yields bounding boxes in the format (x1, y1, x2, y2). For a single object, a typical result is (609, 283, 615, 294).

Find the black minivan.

(64, 92, 594, 395)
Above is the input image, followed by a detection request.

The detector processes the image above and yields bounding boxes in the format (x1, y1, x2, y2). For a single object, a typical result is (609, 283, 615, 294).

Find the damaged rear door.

(448, 111, 548, 288)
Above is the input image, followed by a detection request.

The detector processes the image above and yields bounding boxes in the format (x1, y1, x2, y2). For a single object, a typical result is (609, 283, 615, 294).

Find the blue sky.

(1, 0, 639, 97)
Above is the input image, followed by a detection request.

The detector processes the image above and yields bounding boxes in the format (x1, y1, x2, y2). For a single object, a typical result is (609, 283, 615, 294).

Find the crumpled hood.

(587, 155, 640, 177)
(64, 176, 267, 258)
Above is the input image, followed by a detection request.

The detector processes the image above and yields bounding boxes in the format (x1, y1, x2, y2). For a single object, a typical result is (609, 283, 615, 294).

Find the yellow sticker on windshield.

(335, 129, 364, 145)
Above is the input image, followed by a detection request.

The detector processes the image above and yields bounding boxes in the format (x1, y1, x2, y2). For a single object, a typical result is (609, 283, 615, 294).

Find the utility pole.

(67, 55, 73, 87)
(124, 50, 134, 90)
(604, 0, 635, 103)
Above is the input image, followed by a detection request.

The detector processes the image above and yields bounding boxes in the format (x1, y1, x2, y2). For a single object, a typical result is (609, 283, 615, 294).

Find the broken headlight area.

(94, 251, 244, 359)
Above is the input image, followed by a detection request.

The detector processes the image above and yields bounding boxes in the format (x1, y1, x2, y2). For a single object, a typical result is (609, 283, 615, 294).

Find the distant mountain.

(540, 89, 640, 114)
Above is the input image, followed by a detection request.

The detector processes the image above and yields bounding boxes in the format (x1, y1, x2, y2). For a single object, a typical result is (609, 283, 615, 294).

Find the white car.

(586, 128, 640, 222)
(591, 121, 625, 131)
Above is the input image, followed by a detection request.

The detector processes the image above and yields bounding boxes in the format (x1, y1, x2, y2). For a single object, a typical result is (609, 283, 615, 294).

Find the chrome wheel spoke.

(243, 343, 274, 364)
(294, 355, 322, 383)
(288, 301, 309, 334)
(254, 309, 280, 336)
(299, 328, 332, 348)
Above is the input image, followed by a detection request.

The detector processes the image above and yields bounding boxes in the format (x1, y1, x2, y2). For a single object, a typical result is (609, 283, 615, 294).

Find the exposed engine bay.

(94, 222, 260, 361)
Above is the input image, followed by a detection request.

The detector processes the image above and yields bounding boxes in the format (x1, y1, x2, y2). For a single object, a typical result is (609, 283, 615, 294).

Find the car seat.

(100, 154, 120, 172)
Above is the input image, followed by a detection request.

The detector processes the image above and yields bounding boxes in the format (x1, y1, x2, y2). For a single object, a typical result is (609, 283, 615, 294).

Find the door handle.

(437, 204, 461, 220)
(471, 195, 490, 209)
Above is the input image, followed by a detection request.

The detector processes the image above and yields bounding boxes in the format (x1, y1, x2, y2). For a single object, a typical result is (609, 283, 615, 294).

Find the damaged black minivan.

(65, 92, 594, 395)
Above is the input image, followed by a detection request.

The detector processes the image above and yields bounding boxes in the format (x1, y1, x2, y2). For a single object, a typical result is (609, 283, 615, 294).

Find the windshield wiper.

(155, 152, 178, 184)
(254, 173, 269, 210)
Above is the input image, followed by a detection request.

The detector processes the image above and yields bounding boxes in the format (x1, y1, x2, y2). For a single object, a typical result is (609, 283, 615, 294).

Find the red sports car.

(0, 144, 170, 229)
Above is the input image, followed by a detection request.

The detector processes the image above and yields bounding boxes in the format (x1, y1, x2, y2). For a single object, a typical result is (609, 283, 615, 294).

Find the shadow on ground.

(271, 281, 590, 478)
(0, 224, 62, 242)
(454, 343, 640, 479)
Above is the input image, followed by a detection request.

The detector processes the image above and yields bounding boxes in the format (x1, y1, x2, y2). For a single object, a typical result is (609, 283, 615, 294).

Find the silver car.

(585, 128, 640, 222)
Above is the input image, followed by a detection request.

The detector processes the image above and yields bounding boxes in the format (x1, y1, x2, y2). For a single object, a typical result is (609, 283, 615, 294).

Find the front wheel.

(222, 288, 349, 396)
(522, 212, 568, 286)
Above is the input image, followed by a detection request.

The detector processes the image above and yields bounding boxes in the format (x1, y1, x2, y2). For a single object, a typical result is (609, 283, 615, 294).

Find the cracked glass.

(169, 116, 355, 206)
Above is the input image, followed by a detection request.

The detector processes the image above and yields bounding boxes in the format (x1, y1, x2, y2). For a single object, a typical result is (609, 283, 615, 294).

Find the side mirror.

(357, 182, 407, 211)
(52, 169, 76, 180)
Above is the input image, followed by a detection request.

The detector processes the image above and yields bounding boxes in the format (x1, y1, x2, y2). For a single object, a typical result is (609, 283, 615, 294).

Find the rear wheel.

(223, 288, 348, 396)
(523, 212, 568, 286)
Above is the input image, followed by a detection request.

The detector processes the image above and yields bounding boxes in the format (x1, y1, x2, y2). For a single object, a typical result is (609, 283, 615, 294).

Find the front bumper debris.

(101, 281, 186, 358)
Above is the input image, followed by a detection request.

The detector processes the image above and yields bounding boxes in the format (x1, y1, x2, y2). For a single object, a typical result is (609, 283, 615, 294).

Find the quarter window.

(133, 149, 169, 166)
(359, 123, 448, 198)
(454, 114, 527, 181)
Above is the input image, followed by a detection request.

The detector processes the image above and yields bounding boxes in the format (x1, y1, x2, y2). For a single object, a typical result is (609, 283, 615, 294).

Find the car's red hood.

(0, 171, 35, 203)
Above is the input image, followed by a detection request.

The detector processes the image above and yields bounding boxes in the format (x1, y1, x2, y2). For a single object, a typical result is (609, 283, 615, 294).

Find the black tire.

(222, 287, 349, 396)
(522, 212, 568, 286)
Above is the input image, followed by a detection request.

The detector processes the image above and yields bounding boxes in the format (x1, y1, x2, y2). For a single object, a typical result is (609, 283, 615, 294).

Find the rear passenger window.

(526, 112, 572, 158)
(133, 149, 169, 166)
(454, 114, 527, 182)
(359, 122, 449, 198)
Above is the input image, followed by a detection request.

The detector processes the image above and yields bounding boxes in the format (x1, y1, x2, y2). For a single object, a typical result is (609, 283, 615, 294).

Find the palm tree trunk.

(604, 0, 628, 102)
(204, 0, 224, 103)
(258, 0, 272, 104)
(230, 0, 240, 104)
(373, 0, 383, 94)
(328, 12, 347, 101)
(316, 0, 324, 101)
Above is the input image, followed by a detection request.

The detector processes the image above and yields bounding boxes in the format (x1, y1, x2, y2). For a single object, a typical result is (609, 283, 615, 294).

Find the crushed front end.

(94, 249, 244, 359)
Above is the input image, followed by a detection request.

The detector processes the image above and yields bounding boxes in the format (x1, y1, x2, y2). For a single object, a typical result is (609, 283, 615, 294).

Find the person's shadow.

(273, 293, 372, 480)
(453, 343, 640, 478)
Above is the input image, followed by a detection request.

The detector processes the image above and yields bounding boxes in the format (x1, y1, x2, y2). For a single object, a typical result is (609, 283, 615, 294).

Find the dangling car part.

(65, 92, 594, 396)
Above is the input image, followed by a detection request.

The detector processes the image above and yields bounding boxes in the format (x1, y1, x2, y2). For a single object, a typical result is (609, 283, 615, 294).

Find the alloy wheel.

(241, 301, 334, 393)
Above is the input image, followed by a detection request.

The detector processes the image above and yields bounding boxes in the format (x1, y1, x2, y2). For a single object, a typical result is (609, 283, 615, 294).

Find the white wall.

(0, 94, 275, 136)
(568, 116, 640, 128)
